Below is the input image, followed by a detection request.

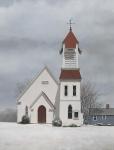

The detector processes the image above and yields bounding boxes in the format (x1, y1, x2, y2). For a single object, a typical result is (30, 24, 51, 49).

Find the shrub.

(52, 119, 62, 127)
(21, 115, 30, 124)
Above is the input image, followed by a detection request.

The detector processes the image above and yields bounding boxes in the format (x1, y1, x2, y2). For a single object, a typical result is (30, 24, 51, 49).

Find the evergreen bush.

(21, 115, 30, 124)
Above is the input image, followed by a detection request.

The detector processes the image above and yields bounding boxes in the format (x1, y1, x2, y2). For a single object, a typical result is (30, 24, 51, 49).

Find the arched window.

(68, 105, 72, 119)
(25, 106, 28, 116)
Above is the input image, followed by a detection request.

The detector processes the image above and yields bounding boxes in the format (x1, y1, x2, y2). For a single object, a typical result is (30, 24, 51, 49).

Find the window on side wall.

(102, 115, 107, 120)
(74, 112, 78, 119)
(64, 85, 68, 96)
(73, 85, 76, 96)
(93, 115, 97, 121)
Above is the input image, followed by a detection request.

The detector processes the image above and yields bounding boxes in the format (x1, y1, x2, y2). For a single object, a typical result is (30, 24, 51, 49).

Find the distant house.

(88, 104, 114, 126)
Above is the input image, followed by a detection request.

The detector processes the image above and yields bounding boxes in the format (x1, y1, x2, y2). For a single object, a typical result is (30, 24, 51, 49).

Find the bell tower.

(62, 28, 79, 69)
(59, 22, 83, 126)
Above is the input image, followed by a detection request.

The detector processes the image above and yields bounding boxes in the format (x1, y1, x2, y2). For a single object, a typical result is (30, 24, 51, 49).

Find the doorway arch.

(38, 105, 46, 123)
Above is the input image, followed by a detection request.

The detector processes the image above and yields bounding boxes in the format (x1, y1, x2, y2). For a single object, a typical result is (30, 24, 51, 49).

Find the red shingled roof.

(59, 69, 81, 80)
(63, 31, 79, 48)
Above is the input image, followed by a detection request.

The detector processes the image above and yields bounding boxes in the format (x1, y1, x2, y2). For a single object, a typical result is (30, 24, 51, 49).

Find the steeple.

(59, 24, 83, 126)
(63, 30, 79, 49)
(60, 28, 80, 69)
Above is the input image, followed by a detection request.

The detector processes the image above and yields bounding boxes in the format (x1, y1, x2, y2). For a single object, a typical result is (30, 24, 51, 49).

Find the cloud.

(0, 0, 16, 7)
(0, 0, 114, 108)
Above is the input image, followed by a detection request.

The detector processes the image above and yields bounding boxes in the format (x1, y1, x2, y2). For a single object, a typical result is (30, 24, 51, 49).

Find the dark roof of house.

(89, 108, 114, 116)
(59, 69, 81, 80)
(63, 30, 79, 48)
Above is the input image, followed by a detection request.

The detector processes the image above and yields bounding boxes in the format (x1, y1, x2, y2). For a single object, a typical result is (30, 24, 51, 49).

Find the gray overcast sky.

(0, 0, 114, 109)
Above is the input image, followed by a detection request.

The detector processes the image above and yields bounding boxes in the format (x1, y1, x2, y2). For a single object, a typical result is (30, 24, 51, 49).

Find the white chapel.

(17, 26, 83, 126)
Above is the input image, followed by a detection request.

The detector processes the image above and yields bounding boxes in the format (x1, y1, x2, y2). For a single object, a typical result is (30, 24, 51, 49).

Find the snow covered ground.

(0, 123, 114, 150)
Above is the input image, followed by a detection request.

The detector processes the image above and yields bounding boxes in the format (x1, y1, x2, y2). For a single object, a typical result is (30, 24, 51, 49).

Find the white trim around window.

(74, 111, 79, 119)
(93, 115, 97, 121)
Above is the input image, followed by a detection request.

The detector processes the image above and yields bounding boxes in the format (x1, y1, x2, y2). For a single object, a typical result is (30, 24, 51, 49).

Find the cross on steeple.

(67, 19, 75, 31)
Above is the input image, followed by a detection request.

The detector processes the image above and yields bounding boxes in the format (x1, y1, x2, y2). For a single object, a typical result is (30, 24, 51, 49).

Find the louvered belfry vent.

(64, 49, 77, 68)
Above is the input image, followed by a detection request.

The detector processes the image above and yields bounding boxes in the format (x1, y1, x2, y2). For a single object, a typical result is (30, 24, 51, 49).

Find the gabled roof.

(89, 108, 114, 116)
(63, 30, 79, 48)
(59, 69, 81, 80)
(17, 66, 58, 101)
(30, 91, 55, 109)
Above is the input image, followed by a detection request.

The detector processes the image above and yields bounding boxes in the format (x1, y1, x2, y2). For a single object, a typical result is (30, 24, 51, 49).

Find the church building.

(17, 25, 83, 126)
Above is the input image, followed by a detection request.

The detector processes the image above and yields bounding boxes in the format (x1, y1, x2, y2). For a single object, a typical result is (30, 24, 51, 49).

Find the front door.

(38, 105, 46, 123)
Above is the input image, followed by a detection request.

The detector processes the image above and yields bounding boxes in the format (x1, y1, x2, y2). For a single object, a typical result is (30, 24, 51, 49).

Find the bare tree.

(81, 81, 101, 123)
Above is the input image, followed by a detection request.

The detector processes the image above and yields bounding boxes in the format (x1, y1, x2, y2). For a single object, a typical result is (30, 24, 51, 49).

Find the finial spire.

(67, 19, 75, 31)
